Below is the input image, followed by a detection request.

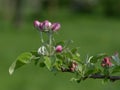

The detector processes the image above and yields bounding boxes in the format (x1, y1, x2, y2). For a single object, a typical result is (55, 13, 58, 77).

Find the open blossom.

(38, 46, 47, 55)
(101, 57, 112, 67)
(55, 45, 63, 52)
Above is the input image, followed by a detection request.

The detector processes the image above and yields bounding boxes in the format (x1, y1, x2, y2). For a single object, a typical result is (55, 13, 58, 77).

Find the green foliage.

(44, 56, 52, 70)
(112, 54, 120, 65)
(89, 53, 107, 63)
(111, 66, 120, 74)
(9, 52, 33, 75)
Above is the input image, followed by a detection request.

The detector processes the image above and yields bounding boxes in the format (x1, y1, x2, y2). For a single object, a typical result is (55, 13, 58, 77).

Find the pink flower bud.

(72, 62, 77, 68)
(70, 61, 78, 72)
(51, 23, 61, 31)
(34, 20, 40, 29)
(42, 20, 52, 30)
(101, 57, 112, 67)
(55, 45, 63, 52)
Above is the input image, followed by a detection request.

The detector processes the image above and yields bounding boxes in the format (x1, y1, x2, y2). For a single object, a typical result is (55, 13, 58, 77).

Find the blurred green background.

(0, 0, 120, 90)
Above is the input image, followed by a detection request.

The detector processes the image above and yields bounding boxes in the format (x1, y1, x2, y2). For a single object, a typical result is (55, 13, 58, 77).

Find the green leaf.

(56, 54, 63, 60)
(76, 53, 80, 57)
(90, 53, 107, 63)
(72, 54, 80, 61)
(70, 78, 81, 83)
(9, 52, 32, 75)
(33, 57, 41, 66)
(63, 40, 73, 49)
(85, 63, 96, 76)
(30, 51, 41, 65)
(44, 56, 52, 70)
(31, 51, 39, 57)
(71, 48, 78, 54)
(76, 64, 82, 72)
(65, 52, 72, 59)
(54, 60, 63, 70)
(111, 66, 120, 74)
(16, 52, 32, 63)
(112, 55, 120, 65)
(39, 62, 46, 67)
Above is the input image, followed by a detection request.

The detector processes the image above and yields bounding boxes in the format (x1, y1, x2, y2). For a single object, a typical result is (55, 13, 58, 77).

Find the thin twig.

(61, 69, 120, 82)
(84, 74, 120, 82)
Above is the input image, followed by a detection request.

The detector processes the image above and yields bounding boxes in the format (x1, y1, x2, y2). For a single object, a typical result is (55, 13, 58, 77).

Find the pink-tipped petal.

(42, 20, 52, 30)
(101, 57, 112, 67)
(39, 22, 44, 31)
(51, 23, 61, 31)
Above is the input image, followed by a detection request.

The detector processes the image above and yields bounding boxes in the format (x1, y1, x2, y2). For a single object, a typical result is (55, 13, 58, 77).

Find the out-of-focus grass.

(0, 15, 120, 90)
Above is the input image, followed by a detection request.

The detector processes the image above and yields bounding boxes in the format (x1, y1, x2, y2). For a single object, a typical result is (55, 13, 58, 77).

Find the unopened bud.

(51, 23, 61, 31)
(55, 45, 63, 53)
(34, 20, 40, 29)
(72, 62, 77, 68)
(39, 23, 44, 31)
(101, 57, 112, 67)
(42, 20, 52, 30)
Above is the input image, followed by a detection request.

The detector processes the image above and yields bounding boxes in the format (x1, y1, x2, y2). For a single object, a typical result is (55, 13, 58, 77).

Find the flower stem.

(40, 32, 44, 43)
(48, 30, 52, 56)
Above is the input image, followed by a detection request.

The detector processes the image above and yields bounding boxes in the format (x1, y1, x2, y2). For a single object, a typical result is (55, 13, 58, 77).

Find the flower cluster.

(34, 20, 62, 56)
(34, 20, 61, 32)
